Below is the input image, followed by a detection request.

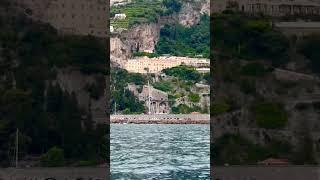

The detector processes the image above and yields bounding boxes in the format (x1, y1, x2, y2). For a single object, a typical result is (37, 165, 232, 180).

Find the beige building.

(13, 0, 108, 37)
(213, 0, 320, 17)
(124, 56, 210, 74)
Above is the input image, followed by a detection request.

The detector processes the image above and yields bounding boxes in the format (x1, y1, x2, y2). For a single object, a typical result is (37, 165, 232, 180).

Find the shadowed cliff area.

(212, 12, 320, 165)
(0, 3, 108, 167)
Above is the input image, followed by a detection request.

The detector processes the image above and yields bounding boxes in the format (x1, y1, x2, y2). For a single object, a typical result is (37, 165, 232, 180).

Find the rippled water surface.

(110, 124, 210, 180)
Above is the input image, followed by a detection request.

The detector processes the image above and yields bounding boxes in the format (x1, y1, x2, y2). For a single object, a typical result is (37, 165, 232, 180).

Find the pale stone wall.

(111, 114, 210, 121)
(111, 113, 210, 124)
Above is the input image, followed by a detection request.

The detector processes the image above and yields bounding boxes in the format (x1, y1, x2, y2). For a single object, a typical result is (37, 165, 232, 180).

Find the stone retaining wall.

(110, 114, 210, 124)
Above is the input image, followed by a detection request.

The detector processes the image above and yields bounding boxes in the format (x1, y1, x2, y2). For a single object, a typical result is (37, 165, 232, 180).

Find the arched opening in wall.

(159, 102, 167, 114)
(151, 101, 157, 113)
(136, 42, 140, 52)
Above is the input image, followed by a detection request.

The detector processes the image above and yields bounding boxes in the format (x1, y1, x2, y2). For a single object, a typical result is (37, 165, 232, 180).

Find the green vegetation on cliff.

(253, 102, 288, 129)
(163, 65, 202, 82)
(133, 51, 159, 58)
(172, 104, 200, 114)
(299, 35, 320, 74)
(213, 13, 289, 66)
(111, 0, 182, 28)
(212, 12, 320, 165)
(214, 134, 292, 165)
(211, 101, 231, 115)
(150, 66, 209, 114)
(40, 147, 65, 167)
(153, 81, 172, 92)
(0, 11, 107, 166)
(111, 65, 210, 114)
(111, 68, 146, 114)
(188, 93, 200, 103)
(156, 15, 210, 57)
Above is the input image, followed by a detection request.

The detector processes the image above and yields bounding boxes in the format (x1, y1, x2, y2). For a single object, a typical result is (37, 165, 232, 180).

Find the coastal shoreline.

(110, 114, 210, 124)
(111, 119, 210, 124)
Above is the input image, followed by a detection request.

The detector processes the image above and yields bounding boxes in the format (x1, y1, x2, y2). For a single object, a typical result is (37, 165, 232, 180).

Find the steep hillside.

(156, 15, 210, 58)
(110, 0, 210, 66)
(0, 4, 107, 167)
(111, 24, 160, 66)
(178, 0, 210, 26)
(110, 0, 210, 115)
(213, 12, 320, 165)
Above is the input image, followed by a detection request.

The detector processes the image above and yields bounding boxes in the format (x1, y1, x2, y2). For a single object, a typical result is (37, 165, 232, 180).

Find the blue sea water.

(110, 124, 210, 180)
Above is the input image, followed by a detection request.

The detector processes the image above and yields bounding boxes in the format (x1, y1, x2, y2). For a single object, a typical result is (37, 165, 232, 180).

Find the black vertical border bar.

(106, 0, 111, 178)
(210, 0, 214, 179)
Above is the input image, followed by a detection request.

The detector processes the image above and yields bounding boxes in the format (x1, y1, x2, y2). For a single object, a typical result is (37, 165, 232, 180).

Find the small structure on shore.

(114, 13, 127, 20)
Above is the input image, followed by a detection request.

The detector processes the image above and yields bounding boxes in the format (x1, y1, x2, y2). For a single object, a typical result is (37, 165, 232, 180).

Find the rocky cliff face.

(110, 0, 210, 66)
(178, 0, 210, 27)
(125, 23, 160, 53)
(54, 68, 106, 123)
(110, 36, 131, 67)
(110, 23, 160, 66)
(200, 0, 210, 14)
(213, 60, 320, 150)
